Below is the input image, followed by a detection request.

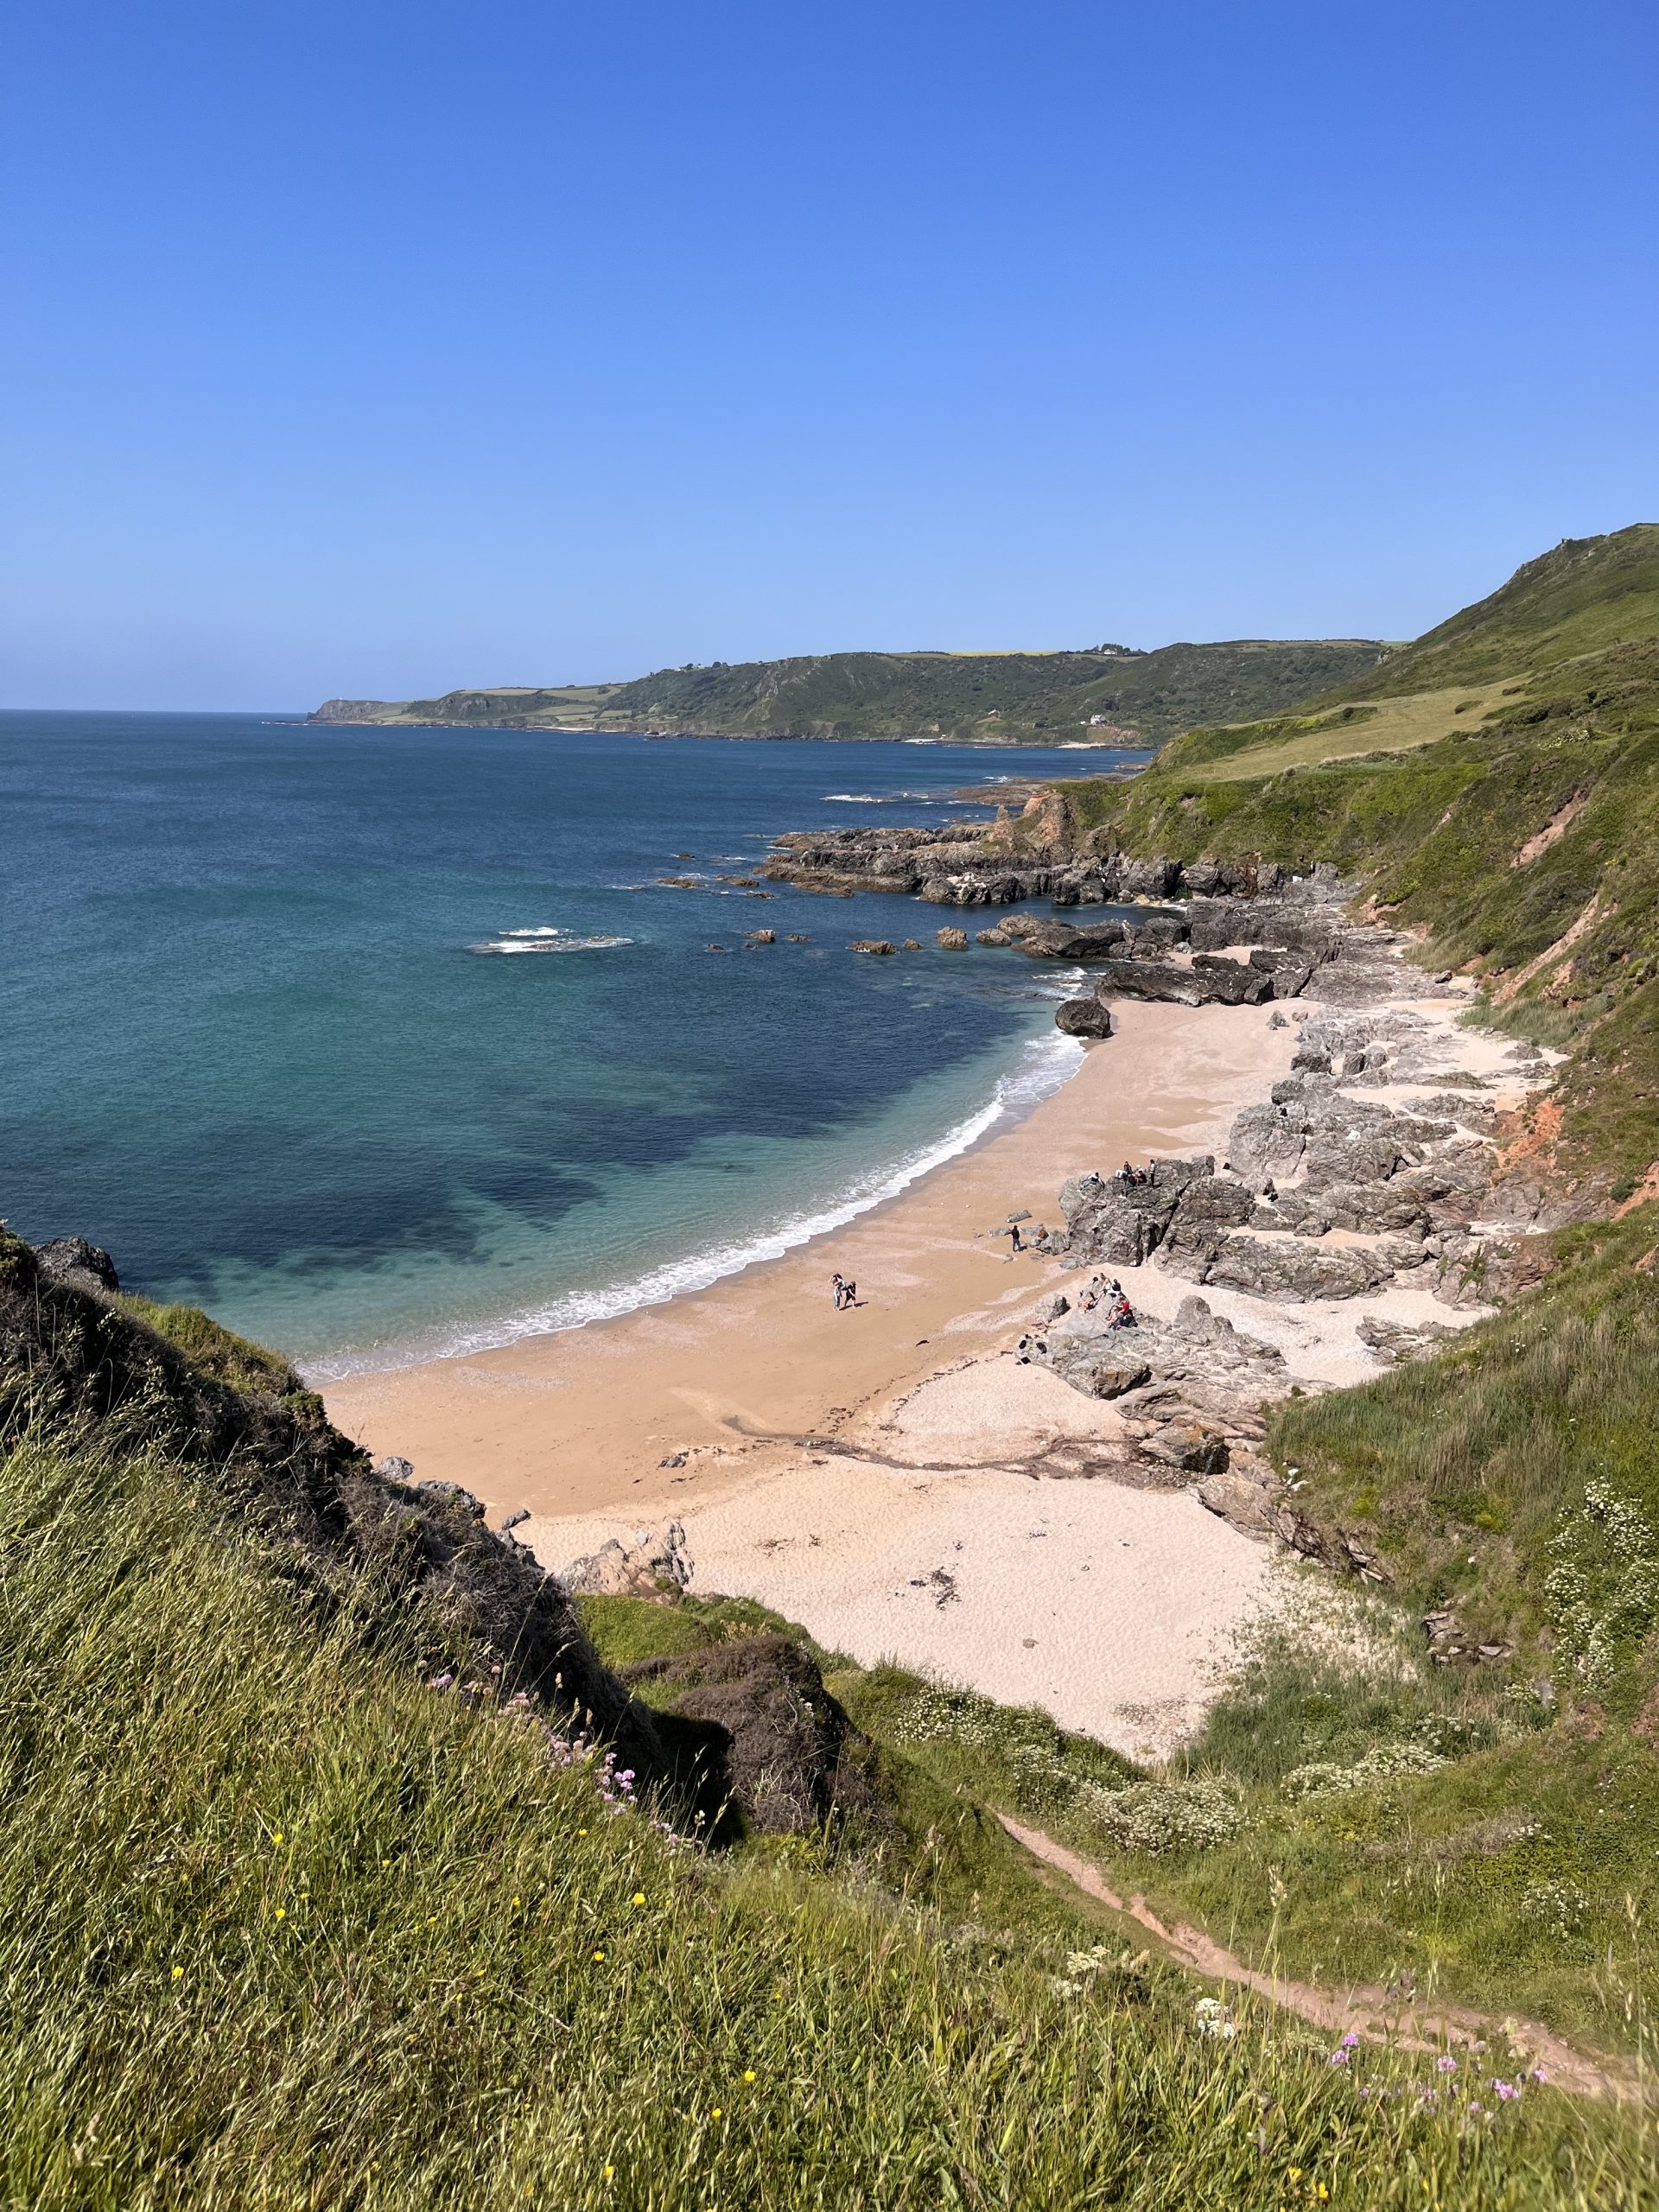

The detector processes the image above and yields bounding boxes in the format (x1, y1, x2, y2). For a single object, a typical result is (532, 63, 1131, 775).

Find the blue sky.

(3, 0, 1656, 709)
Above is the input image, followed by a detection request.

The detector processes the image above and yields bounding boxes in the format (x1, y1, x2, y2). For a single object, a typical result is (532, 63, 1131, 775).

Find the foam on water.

(468, 928, 634, 955)
(304, 1025, 1084, 1378)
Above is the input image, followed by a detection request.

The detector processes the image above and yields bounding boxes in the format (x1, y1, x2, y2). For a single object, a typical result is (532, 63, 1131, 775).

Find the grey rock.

(1202, 1235, 1391, 1302)
(1159, 1174, 1257, 1271)
(935, 925, 969, 950)
(1056, 996, 1114, 1039)
(34, 1236, 120, 1292)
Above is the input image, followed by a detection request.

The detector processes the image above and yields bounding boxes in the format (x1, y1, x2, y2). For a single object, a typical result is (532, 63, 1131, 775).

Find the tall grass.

(0, 1433, 1648, 2207)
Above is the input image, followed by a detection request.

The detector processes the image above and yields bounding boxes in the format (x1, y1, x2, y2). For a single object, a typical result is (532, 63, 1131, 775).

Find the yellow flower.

(1288, 2173, 1301, 2184)
(742, 2070, 756, 2083)
(578, 1827, 588, 1837)
(171, 1965, 183, 1980)
(632, 1892, 646, 1906)
(273, 1832, 284, 1847)
(381, 1859, 391, 1868)
(512, 1895, 522, 1908)
(593, 1949, 607, 1961)
(604, 2167, 614, 2182)
(1317, 2190, 1328, 2204)
(712, 2107, 722, 2120)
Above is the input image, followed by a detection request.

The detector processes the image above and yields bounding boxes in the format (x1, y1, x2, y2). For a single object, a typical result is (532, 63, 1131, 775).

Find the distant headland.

(306, 636, 1389, 748)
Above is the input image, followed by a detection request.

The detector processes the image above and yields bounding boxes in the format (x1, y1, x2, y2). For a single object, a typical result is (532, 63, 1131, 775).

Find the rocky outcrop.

(562, 1522, 692, 1597)
(34, 1236, 121, 1294)
(766, 827, 1358, 916)
(614, 1634, 889, 1840)
(1089, 957, 1266, 1007)
(935, 926, 969, 950)
(1055, 1155, 1214, 1267)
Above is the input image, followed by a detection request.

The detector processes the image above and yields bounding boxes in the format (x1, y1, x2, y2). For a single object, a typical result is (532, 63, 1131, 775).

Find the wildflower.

(512, 1895, 522, 1908)
(1288, 2170, 1302, 2183)
(1532, 2066, 1548, 2083)
(1341, 2031, 1359, 2048)
(632, 1892, 646, 1906)
(1436, 2056, 1458, 2074)
(1317, 2190, 1329, 2203)
(1494, 2080, 1520, 2101)
(712, 2107, 722, 2120)
(429, 1673, 454, 1691)
(604, 2167, 614, 2182)
(171, 1965, 183, 1980)
(743, 2070, 756, 2083)
(593, 1949, 607, 1961)
(274, 1907, 286, 1921)
(1327, 2047, 1351, 2067)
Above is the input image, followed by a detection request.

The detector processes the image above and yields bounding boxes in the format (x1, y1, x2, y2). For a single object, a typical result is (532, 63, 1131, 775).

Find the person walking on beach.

(830, 1272, 847, 1310)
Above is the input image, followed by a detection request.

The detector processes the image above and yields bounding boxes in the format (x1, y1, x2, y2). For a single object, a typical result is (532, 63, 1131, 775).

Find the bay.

(1, 712, 1145, 1370)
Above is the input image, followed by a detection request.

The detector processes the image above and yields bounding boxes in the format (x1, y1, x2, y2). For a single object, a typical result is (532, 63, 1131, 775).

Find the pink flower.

(1436, 2056, 1458, 2074)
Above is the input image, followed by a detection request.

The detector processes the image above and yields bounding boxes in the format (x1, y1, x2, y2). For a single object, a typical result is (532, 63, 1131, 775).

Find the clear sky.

(3, 0, 1656, 709)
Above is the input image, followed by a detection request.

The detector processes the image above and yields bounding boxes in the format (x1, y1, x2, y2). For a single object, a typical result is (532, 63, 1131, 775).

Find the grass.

(3, 1428, 1649, 2207)
(1170, 685, 1511, 783)
(1042, 1214, 1659, 2057)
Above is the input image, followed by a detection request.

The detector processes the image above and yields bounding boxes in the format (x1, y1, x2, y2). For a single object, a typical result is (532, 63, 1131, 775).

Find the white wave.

(468, 930, 633, 956)
(305, 1027, 1084, 1379)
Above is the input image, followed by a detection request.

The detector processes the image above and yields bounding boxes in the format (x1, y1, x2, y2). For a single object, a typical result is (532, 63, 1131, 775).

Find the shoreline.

(321, 997, 1286, 1519)
(302, 1016, 1087, 1384)
(322, 995, 1310, 1752)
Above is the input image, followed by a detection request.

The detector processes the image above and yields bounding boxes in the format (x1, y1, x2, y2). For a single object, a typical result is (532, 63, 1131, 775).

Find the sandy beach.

(323, 973, 1519, 1755)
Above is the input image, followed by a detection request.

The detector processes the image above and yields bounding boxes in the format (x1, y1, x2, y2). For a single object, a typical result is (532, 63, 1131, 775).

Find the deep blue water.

(2, 713, 1146, 1370)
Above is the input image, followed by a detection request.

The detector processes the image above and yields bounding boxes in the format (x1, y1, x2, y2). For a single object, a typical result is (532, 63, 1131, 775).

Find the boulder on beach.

(1055, 997, 1113, 1039)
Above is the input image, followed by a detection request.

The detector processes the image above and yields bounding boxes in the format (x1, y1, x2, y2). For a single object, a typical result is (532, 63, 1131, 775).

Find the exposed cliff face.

(0, 1226, 662, 1770)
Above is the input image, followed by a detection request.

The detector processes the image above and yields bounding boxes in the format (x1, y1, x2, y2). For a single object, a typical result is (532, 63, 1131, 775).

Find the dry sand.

(321, 976, 1513, 1756)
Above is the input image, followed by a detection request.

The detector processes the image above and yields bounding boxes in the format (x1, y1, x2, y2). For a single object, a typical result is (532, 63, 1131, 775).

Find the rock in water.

(849, 939, 897, 956)
(935, 926, 969, 950)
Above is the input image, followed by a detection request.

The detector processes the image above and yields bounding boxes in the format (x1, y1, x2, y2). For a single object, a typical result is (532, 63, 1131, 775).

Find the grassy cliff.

(1021, 528, 1659, 1192)
(308, 637, 1387, 747)
(2, 1237, 1649, 2203)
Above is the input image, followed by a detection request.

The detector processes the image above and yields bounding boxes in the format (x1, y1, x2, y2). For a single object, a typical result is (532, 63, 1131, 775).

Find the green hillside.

(3, 1241, 1649, 2202)
(308, 636, 1387, 747)
(1332, 527, 1659, 702)
(1020, 527, 1659, 1192)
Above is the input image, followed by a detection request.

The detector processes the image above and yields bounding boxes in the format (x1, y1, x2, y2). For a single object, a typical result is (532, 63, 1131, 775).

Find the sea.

(2, 712, 1148, 1375)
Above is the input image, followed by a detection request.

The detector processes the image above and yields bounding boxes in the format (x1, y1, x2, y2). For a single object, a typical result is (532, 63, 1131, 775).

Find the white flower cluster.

(1079, 1777, 1243, 1854)
(1545, 1477, 1659, 1691)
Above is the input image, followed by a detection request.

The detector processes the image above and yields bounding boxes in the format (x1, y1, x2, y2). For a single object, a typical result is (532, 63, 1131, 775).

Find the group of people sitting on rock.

(1078, 1273, 1135, 1328)
(1113, 1160, 1151, 1188)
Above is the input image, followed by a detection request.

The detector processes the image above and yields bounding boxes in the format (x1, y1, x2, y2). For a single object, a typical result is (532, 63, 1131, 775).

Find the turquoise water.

(3, 714, 1145, 1371)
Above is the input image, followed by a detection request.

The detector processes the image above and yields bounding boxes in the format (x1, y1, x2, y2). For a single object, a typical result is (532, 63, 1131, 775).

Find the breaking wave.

(468, 927, 634, 956)
(306, 1025, 1084, 1377)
